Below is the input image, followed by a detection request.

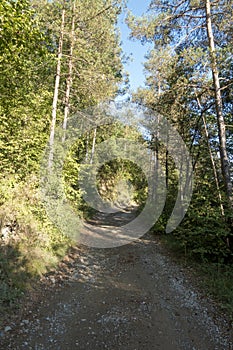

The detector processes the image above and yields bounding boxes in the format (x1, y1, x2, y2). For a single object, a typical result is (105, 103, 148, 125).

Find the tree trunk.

(48, 8, 65, 169)
(205, 0, 233, 210)
(85, 134, 90, 162)
(196, 94, 225, 217)
(62, 1, 76, 142)
(90, 127, 97, 164)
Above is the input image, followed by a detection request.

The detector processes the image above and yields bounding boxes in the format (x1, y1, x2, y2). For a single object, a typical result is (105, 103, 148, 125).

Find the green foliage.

(0, 0, 127, 323)
(129, 0, 233, 264)
(1, 0, 232, 325)
(0, 176, 72, 314)
(62, 122, 148, 215)
(197, 263, 233, 317)
(0, 90, 53, 178)
(155, 149, 232, 262)
(0, 0, 54, 177)
(96, 159, 148, 206)
(0, 0, 124, 177)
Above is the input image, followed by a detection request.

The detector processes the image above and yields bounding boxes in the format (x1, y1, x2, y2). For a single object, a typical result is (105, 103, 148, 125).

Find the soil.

(0, 210, 232, 350)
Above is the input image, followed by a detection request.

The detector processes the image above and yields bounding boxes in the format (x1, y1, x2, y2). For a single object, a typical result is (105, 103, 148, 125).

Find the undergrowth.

(0, 176, 75, 323)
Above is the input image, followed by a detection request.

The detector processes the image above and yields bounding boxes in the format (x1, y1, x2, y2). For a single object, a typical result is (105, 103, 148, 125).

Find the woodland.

(0, 0, 233, 318)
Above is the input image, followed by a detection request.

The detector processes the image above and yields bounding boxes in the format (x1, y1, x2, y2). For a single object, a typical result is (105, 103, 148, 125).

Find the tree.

(46, 0, 124, 167)
(127, 0, 233, 258)
(205, 0, 232, 211)
(49, 5, 66, 168)
(0, 0, 53, 177)
(0, 0, 124, 176)
(128, 0, 233, 211)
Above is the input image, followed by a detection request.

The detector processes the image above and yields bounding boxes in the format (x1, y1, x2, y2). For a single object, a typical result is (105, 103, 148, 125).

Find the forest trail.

(1, 210, 232, 350)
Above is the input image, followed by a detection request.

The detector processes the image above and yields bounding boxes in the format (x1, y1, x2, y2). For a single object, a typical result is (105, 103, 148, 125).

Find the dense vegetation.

(0, 0, 126, 317)
(128, 0, 233, 315)
(127, 0, 233, 261)
(0, 0, 232, 319)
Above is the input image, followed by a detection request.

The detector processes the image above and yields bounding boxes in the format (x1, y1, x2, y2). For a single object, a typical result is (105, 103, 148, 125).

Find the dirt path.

(1, 211, 232, 349)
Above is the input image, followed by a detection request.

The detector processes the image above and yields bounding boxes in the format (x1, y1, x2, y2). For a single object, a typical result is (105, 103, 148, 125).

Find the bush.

(0, 175, 73, 316)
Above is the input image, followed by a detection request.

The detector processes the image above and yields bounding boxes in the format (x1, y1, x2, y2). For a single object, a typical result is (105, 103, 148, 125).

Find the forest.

(0, 0, 233, 321)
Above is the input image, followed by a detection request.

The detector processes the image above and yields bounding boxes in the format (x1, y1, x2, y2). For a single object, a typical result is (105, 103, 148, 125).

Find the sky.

(118, 0, 152, 94)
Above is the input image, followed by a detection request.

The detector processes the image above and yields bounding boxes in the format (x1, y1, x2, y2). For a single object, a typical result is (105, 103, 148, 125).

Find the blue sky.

(118, 0, 152, 93)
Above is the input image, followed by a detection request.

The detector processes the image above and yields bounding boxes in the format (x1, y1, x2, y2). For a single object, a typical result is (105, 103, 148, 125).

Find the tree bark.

(62, 0, 76, 142)
(205, 0, 233, 210)
(196, 95, 225, 217)
(90, 127, 97, 164)
(85, 134, 90, 162)
(48, 8, 65, 169)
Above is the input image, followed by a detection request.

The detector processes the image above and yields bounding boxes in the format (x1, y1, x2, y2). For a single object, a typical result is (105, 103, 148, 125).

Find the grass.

(196, 263, 233, 316)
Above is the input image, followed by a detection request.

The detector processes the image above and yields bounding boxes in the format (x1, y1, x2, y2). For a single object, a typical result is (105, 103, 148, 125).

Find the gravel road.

(1, 211, 232, 349)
